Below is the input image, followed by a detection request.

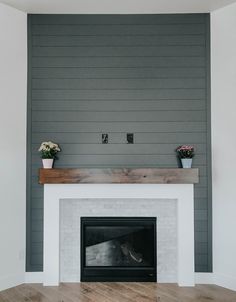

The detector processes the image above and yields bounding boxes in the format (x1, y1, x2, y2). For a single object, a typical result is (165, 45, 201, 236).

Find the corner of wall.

(0, 2, 27, 292)
(211, 0, 236, 293)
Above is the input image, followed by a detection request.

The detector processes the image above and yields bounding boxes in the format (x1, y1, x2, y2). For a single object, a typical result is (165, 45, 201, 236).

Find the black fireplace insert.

(81, 217, 156, 282)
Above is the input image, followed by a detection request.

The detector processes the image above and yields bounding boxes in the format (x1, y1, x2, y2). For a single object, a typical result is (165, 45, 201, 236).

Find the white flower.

(38, 141, 61, 153)
(48, 141, 55, 148)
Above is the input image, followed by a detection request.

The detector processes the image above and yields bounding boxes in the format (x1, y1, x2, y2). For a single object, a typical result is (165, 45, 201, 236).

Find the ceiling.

(1, 0, 236, 14)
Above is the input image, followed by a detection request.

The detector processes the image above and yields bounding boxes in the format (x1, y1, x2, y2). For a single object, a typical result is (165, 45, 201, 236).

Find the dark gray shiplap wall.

(27, 14, 211, 272)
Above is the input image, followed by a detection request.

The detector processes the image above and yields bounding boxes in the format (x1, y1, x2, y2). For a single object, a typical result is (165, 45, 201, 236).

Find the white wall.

(211, 2, 236, 291)
(0, 0, 236, 292)
(0, 3, 27, 291)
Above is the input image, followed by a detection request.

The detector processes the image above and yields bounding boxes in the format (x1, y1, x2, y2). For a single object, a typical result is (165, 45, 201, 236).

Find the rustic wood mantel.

(39, 168, 199, 184)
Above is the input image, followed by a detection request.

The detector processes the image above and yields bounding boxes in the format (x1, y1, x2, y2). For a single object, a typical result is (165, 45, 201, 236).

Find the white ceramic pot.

(181, 158, 192, 169)
(42, 158, 54, 169)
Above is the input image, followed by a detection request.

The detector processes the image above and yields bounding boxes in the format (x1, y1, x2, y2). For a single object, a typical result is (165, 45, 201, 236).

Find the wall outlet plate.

(102, 134, 108, 144)
(127, 133, 134, 144)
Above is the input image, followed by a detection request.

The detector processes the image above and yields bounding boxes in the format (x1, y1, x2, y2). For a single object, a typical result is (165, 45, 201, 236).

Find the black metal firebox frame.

(81, 217, 157, 282)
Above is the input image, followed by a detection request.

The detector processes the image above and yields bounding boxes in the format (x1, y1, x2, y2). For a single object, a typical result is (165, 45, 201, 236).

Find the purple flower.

(176, 145, 194, 159)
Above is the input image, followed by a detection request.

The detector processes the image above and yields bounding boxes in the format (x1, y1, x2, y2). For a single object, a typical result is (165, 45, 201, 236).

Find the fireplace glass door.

(81, 217, 156, 282)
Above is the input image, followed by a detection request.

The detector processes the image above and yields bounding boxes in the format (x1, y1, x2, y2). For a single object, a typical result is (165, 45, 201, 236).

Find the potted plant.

(38, 141, 61, 169)
(176, 145, 194, 168)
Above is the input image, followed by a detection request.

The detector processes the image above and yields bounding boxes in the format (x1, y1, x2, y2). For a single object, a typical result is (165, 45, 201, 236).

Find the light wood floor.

(0, 283, 236, 302)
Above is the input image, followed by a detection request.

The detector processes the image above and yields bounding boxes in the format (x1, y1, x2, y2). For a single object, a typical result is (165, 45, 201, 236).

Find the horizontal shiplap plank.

(31, 209, 43, 220)
(31, 243, 43, 255)
(32, 89, 205, 99)
(133, 132, 207, 143)
(195, 210, 208, 221)
(31, 131, 207, 144)
(195, 254, 208, 266)
(32, 56, 205, 68)
(31, 143, 206, 155)
(32, 45, 205, 57)
(32, 78, 205, 90)
(195, 231, 208, 243)
(33, 161, 206, 170)
(32, 35, 205, 47)
(32, 24, 205, 36)
(31, 198, 43, 209)
(32, 100, 206, 111)
(195, 243, 208, 254)
(32, 121, 206, 133)
(31, 220, 43, 232)
(30, 254, 43, 265)
(32, 67, 206, 79)
(32, 110, 206, 122)
(31, 154, 206, 166)
(194, 198, 208, 210)
(31, 14, 205, 25)
(195, 220, 208, 231)
(194, 188, 207, 199)
(195, 265, 209, 272)
(31, 231, 43, 243)
(31, 189, 43, 199)
(193, 178, 208, 188)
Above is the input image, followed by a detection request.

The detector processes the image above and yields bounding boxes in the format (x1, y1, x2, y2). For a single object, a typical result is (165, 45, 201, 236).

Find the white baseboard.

(214, 273, 236, 292)
(195, 273, 215, 284)
(0, 274, 24, 292)
(25, 272, 43, 284)
(195, 273, 236, 291)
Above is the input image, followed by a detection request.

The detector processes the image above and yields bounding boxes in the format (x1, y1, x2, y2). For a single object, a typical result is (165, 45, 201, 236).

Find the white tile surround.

(44, 184, 195, 287)
(60, 198, 177, 283)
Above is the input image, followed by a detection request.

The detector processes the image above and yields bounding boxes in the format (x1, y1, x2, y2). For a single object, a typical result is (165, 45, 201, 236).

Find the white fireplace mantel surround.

(44, 183, 195, 287)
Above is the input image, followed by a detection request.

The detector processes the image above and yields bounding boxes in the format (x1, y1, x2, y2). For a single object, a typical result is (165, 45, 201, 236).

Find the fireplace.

(43, 183, 196, 286)
(81, 217, 157, 282)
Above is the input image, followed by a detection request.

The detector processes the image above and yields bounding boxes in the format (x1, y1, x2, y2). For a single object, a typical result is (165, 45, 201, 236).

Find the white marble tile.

(60, 198, 177, 282)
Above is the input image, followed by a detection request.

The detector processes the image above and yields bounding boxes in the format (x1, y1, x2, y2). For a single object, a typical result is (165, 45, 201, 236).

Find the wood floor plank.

(106, 282, 156, 302)
(1, 283, 236, 302)
(30, 283, 74, 302)
(0, 290, 11, 302)
(0, 287, 28, 302)
(55, 282, 105, 302)
(121, 283, 175, 302)
(86, 282, 145, 302)
(58, 283, 97, 302)
(196, 284, 236, 301)
(0, 296, 8, 302)
(16, 283, 54, 302)
(67, 282, 115, 302)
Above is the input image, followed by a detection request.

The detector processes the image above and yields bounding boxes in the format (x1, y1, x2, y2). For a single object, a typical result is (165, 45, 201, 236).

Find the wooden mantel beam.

(39, 168, 199, 184)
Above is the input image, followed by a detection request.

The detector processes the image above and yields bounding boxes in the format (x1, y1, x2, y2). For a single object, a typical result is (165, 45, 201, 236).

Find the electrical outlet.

(127, 133, 134, 144)
(102, 134, 108, 144)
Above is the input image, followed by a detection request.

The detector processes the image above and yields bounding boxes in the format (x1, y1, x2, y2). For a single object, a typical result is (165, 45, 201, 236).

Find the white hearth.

(43, 184, 195, 286)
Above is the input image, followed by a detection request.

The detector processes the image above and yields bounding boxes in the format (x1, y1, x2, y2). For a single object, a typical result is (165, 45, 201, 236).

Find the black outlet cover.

(102, 134, 108, 144)
(127, 133, 134, 144)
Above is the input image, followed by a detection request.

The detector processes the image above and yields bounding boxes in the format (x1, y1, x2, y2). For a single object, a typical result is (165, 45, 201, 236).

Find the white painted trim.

(25, 272, 43, 284)
(0, 274, 24, 291)
(43, 184, 195, 287)
(195, 273, 236, 291)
